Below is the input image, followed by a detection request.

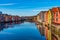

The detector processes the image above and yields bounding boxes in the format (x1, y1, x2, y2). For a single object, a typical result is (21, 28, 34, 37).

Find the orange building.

(44, 11, 49, 25)
(51, 7, 60, 24)
(44, 11, 49, 40)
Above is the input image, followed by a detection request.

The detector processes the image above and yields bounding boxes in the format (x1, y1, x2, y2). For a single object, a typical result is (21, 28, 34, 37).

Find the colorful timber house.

(36, 7, 60, 40)
(0, 7, 60, 40)
(0, 11, 21, 23)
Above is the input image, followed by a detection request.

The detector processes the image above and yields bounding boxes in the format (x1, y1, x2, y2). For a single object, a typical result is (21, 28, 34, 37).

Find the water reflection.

(0, 22, 46, 40)
(0, 22, 23, 31)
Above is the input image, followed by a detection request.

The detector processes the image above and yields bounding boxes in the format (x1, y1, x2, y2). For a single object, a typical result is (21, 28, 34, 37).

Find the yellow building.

(36, 14, 40, 21)
(47, 9, 52, 40)
(48, 9, 52, 24)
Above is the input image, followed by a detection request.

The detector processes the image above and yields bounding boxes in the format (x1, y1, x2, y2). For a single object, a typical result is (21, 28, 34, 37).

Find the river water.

(0, 22, 46, 40)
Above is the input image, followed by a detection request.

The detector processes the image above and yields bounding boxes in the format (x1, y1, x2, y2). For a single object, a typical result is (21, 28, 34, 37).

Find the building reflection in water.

(0, 21, 24, 31)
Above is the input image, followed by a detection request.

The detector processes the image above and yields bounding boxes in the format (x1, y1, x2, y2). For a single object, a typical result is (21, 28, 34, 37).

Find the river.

(0, 22, 46, 40)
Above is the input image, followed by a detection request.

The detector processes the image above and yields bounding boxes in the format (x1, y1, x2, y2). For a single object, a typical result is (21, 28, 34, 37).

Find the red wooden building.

(51, 7, 60, 24)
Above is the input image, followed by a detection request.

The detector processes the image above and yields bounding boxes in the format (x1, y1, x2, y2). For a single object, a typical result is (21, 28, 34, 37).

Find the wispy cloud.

(32, 9, 48, 12)
(32, 6, 59, 12)
(0, 3, 17, 6)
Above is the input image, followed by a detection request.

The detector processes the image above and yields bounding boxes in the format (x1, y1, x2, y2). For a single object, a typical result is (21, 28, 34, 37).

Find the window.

(56, 12, 58, 17)
(56, 17, 58, 21)
(41, 13, 44, 22)
(51, 12, 54, 21)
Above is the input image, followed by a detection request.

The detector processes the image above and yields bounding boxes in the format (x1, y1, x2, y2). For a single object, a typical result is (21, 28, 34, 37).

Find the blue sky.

(0, 0, 60, 16)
